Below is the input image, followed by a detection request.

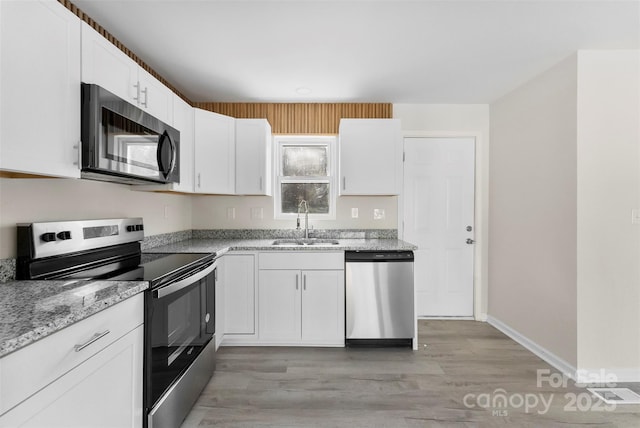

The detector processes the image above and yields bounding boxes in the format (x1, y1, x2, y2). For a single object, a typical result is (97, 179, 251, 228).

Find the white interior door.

(403, 137, 475, 316)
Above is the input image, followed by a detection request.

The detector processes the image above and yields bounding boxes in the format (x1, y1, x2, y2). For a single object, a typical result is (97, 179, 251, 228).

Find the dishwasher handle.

(345, 251, 414, 262)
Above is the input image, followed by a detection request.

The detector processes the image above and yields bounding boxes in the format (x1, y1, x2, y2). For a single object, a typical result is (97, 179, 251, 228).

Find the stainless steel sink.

(272, 238, 340, 246)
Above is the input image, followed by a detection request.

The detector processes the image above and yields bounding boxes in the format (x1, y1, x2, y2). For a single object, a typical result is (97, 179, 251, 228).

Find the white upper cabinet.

(0, 0, 81, 178)
(235, 119, 272, 195)
(338, 118, 402, 195)
(171, 96, 195, 193)
(137, 67, 174, 125)
(81, 23, 173, 125)
(194, 109, 236, 194)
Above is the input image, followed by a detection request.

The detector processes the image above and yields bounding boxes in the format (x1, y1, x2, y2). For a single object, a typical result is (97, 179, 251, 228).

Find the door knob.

(466, 238, 475, 244)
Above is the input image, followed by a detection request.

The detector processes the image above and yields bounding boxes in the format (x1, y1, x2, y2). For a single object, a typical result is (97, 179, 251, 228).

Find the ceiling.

(72, 0, 639, 104)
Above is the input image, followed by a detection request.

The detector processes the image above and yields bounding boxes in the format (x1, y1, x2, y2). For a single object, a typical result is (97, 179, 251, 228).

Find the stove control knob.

(41, 232, 56, 242)
(57, 231, 72, 240)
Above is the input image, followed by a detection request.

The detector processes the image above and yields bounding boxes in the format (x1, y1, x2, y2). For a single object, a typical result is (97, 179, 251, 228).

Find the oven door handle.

(154, 262, 216, 299)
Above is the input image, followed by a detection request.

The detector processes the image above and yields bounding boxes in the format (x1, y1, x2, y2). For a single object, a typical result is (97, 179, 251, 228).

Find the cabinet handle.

(197, 173, 201, 188)
(259, 176, 263, 191)
(74, 330, 110, 352)
(295, 274, 299, 290)
(74, 142, 81, 166)
(133, 82, 140, 103)
(343, 177, 346, 190)
(303, 274, 306, 291)
(141, 87, 148, 108)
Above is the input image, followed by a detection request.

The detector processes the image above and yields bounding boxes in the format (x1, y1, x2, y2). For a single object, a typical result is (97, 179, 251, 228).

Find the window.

(274, 136, 337, 220)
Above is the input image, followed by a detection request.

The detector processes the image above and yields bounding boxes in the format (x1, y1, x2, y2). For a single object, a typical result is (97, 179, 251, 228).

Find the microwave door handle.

(168, 134, 177, 175)
(156, 132, 175, 179)
(154, 262, 216, 299)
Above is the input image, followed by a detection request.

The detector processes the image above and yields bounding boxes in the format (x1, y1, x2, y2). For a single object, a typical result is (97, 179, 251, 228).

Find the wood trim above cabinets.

(194, 103, 393, 134)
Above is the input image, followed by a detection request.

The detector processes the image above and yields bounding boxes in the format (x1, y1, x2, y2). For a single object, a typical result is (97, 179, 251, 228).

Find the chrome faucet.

(297, 199, 309, 239)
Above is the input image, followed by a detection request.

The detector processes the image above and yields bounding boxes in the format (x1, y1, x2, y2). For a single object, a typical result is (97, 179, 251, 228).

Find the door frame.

(399, 132, 487, 321)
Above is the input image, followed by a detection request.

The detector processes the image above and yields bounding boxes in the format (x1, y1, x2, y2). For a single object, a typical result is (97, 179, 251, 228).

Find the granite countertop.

(0, 236, 413, 358)
(143, 238, 417, 255)
(0, 279, 148, 358)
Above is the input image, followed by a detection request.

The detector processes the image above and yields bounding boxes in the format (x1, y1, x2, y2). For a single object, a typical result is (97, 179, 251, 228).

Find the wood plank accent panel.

(59, 0, 192, 104)
(193, 103, 393, 134)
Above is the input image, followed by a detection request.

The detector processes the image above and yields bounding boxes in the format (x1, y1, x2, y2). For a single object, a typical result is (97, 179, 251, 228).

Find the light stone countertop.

(0, 237, 414, 358)
(143, 238, 417, 255)
(0, 279, 148, 358)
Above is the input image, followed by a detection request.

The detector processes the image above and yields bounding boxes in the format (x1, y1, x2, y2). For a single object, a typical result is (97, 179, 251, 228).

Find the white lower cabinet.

(258, 252, 345, 346)
(0, 293, 144, 428)
(215, 257, 225, 350)
(221, 253, 257, 344)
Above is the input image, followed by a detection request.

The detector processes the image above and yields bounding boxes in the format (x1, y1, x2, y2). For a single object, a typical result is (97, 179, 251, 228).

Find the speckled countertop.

(0, 280, 148, 358)
(143, 238, 417, 255)
(0, 235, 414, 358)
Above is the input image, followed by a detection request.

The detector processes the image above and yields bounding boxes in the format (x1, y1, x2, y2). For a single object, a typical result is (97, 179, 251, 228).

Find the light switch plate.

(373, 209, 385, 220)
(351, 208, 359, 218)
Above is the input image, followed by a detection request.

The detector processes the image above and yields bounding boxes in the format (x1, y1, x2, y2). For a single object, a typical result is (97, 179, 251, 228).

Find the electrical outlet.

(351, 208, 359, 218)
(373, 209, 385, 220)
(227, 207, 236, 220)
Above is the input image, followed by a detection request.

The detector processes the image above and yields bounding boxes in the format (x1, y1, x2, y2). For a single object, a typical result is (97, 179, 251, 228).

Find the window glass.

(274, 136, 336, 220)
(281, 183, 330, 214)
(282, 146, 328, 176)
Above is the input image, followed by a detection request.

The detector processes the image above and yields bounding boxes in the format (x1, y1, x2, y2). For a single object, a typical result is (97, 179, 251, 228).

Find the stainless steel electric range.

(16, 218, 216, 428)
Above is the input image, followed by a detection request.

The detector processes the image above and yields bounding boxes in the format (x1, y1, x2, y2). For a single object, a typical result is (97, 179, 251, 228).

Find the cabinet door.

(338, 119, 402, 195)
(223, 254, 255, 334)
(0, 0, 81, 178)
(258, 270, 301, 341)
(301, 270, 345, 344)
(137, 68, 173, 125)
(81, 22, 138, 104)
(215, 258, 225, 349)
(0, 326, 143, 428)
(235, 119, 272, 195)
(194, 109, 236, 194)
(171, 95, 194, 192)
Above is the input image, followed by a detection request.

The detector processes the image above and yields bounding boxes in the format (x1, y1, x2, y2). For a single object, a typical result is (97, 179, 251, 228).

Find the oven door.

(145, 261, 215, 411)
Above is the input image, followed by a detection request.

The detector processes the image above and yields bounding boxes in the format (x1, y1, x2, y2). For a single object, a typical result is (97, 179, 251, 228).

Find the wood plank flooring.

(181, 321, 640, 427)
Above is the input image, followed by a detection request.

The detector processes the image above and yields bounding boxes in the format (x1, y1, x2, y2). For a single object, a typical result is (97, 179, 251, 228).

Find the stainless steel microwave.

(81, 83, 180, 185)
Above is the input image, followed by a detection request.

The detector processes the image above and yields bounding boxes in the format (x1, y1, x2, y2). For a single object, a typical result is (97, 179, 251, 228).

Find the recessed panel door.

(404, 137, 475, 316)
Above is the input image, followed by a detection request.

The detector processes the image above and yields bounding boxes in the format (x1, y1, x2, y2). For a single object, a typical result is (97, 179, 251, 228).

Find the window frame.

(273, 135, 337, 221)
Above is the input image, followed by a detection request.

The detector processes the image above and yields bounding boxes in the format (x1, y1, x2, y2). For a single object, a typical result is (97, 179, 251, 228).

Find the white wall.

(393, 104, 490, 319)
(489, 55, 579, 367)
(191, 194, 398, 230)
(0, 178, 192, 259)
(576, 50, 640, 378)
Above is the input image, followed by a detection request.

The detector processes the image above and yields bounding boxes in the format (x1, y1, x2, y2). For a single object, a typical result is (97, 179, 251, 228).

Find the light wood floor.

(181, 320, 640, 427)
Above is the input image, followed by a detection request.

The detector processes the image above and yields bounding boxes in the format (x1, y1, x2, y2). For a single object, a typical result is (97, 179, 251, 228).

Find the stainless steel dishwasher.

(345, 250, 415, 347)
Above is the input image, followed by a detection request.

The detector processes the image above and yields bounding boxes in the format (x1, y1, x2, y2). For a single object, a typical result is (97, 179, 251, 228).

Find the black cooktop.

(112, 253, 215, 286)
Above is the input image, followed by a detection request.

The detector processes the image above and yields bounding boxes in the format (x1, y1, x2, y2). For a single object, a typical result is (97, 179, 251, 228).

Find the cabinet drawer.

(0, 293, 143, 415)
(259, 252, 344, 270)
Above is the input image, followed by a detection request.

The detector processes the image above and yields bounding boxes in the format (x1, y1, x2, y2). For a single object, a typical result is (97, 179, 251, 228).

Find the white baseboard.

(418, 316, 474, 320)
(487, 316, 640, 383)
(487, 316, 577, 380)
